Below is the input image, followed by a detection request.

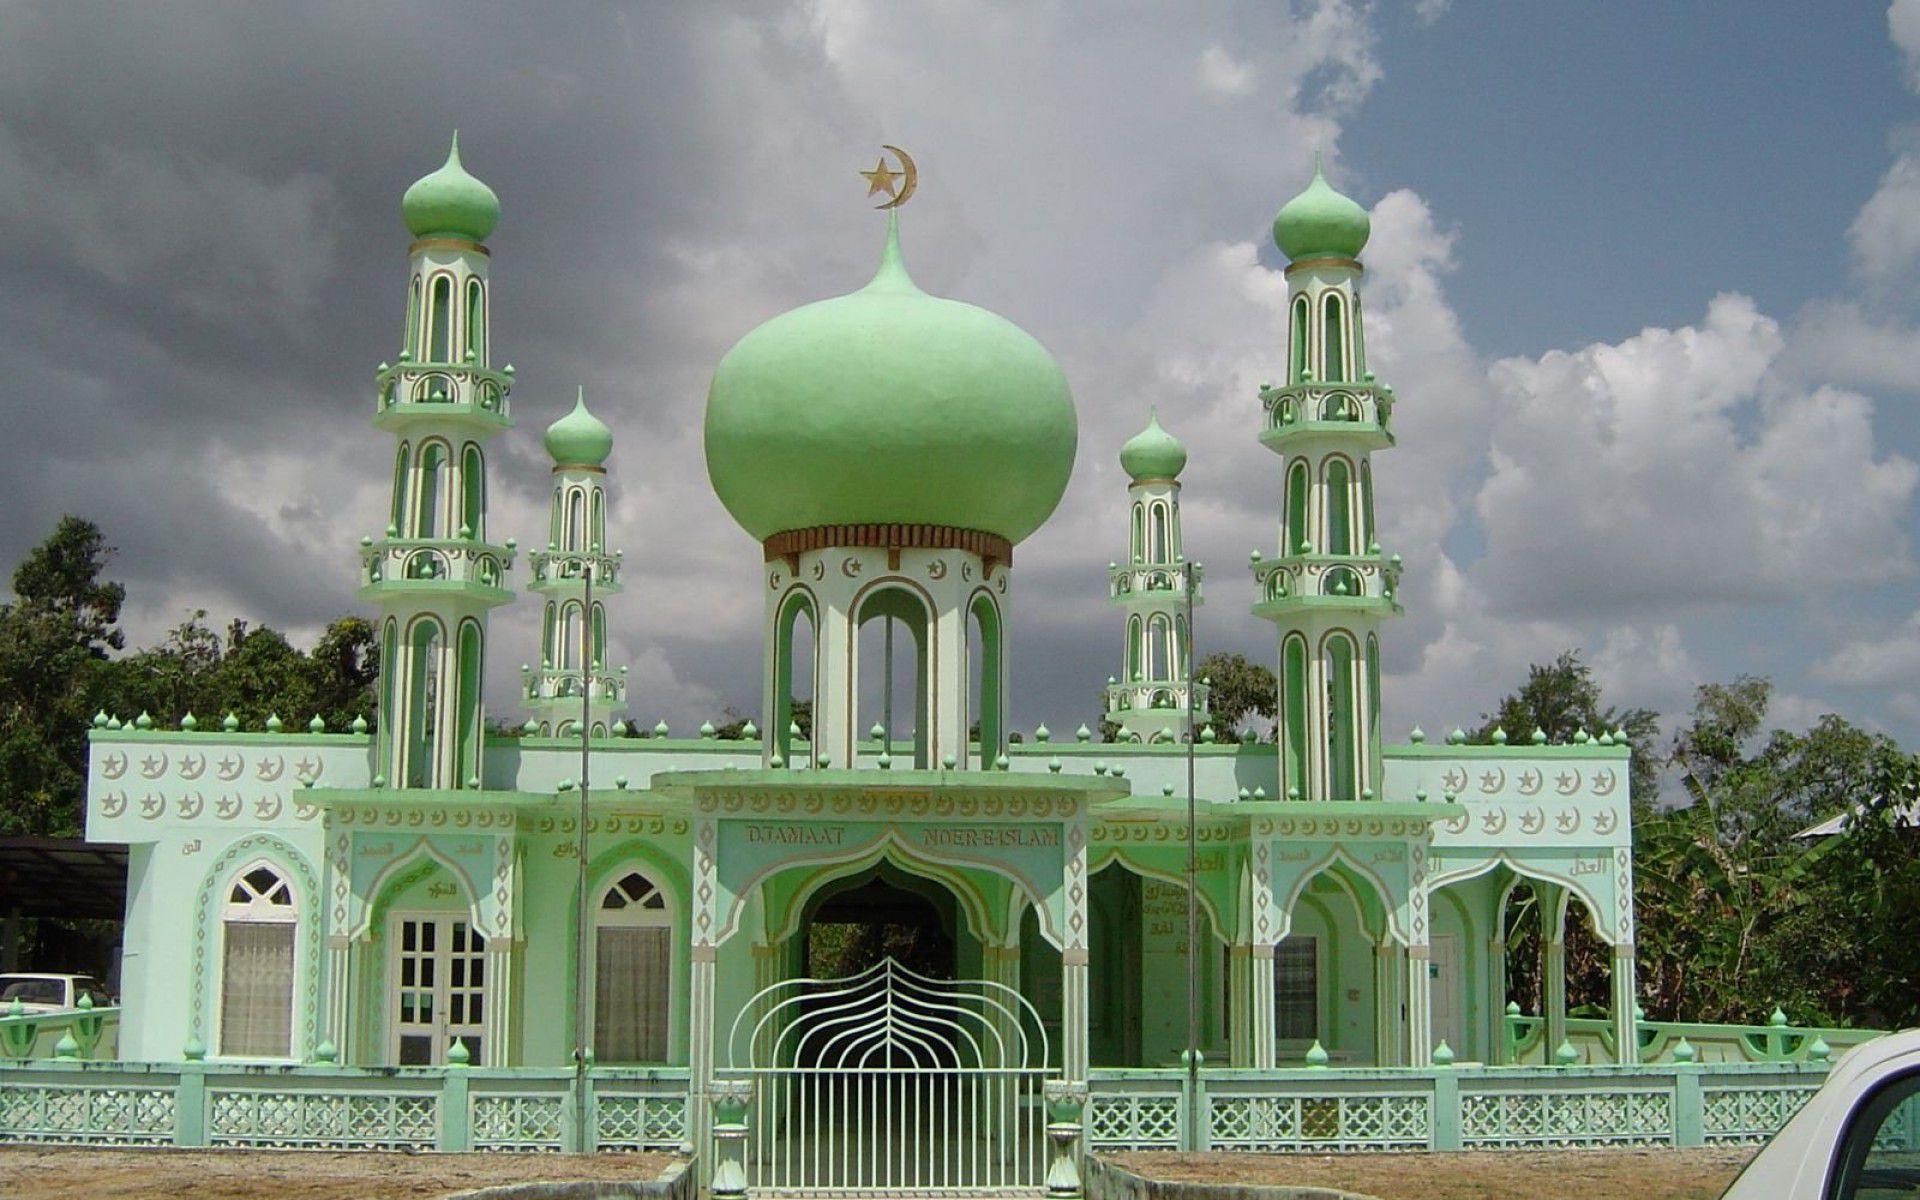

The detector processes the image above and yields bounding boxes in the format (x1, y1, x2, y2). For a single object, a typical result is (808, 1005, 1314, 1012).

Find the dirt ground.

(0, 1148, 678, 1200)
(1112, 1147, 1761, 1200)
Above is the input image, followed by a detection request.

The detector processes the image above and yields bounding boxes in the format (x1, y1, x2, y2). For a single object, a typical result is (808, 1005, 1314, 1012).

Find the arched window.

(453, 621, 482, 786)
(219, 863, 297, 1058)
(566, 489, 585, 550)
(1281, 635, 1308, 796)
(1127, 615, 1143, 681)
(549, 487, 563, 548)
(968, 594, 1003, 763)
(428, 275, 453, 363)
(1322, 293, 1346, 383)
(775, 591, 816, 766)
(1286, 461, 1310, 554)
(1351, 293, 1366, 378)
(559, 603, 583, 671)
(405, 276, 421, 359)
(415, 442, 449, 539)
(465, 279, 485, 363)
(1325, 458, 1353, 556)
(1325, 634, 1358, 800)
(1131, 503, 1145, 562)
(1147, 614, 1171, 683)
(461, 445, 484, 539)
(542, 602, 556, 665)
(1290, 295, 1309, 383)
(595, 871, 672, 1062)
(1359, 460, 1375, 550)
(1149, 503, 1170, 563)
(405, 619, 445, 789)
(389, 443, 410, 533)
(1365, 633, 1381, 784)
(590, 487, 605, 551)
(1171, 613, 1187, 681)
(591, 602, 606, 667)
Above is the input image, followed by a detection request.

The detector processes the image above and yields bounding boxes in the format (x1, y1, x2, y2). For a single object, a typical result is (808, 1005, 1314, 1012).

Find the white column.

(484, 943, 513, 1066)
(1249, 943, 1277, 1069)
(1372, 942, 1402, 1066)
(1543, 886, 1569, 1057)
(813, 599, 856, 769)
(1611, 944, 1639, 1065)
(1062, 813, 1090, 1079)
(1487, 932, 1508, 1063)
(927, 590, 968, 767)
(324, 937, 352, 1061)
(1405, 942, 1433, 1066)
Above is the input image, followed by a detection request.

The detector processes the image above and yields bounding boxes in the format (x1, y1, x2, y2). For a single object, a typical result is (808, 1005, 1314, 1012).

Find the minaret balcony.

(527, 548, 623, 593)
(1257, 381, 1394, 451)
(1104, 678, 1211, 721)
(1249, 551, 1402, 619)
(521, 665, 627, 708)
(358, 536, 515, 603)
(373, 360, 513, 433)
(1107, 560, 1203, 605)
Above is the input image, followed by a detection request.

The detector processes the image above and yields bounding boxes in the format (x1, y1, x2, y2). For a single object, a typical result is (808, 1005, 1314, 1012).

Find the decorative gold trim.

(1284, 255, 1362, 276)
(408, 236, 490, 257)
(550, 464, 606, 474)
(1128, 477, 1182, 488)
(763, 523, 1013, 569)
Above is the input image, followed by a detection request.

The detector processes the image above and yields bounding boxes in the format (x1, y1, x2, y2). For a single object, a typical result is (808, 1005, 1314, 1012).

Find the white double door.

(389, 913, 487, 1066)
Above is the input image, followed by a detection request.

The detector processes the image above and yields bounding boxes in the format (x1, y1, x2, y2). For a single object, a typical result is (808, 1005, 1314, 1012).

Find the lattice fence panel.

(0, 1084, 176, 1146)
(1700, 1085, 1818, 1145)
(472, 1092, 566, 1152)
(1461, 1087, 1673, 1148)
(207, 1088, 437, 1150)
(1208, 1092, 1431, 1152)
(595, 1093, 686, 1151)
(1085, 1091, 1182, 1151)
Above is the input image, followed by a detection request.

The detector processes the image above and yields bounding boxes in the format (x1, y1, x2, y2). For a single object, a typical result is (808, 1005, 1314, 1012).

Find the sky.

(5, 1, 1920, 754)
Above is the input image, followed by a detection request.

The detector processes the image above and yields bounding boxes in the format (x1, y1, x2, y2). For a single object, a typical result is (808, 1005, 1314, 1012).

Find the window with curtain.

(1274, 935, 1318, 1041)
(219, 864, 297, 1058)
(595, 871, 672, 1062)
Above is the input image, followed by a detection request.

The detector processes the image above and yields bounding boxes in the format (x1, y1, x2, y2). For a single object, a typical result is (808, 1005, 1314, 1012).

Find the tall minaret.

(360, 134, 516, 790)
(1252, 158, 1401, 801)
(523, 389, 627, 737)
(1105, 410, 1209, 743)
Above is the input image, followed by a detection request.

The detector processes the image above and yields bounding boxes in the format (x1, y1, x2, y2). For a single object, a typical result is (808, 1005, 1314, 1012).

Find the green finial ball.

(1415, 788, 1428, 802)
(1409, 725, 1425, 743)
(1491, 726, 1507, 744)
(557, 779, 575, 793)
(1075, 724, 1092, 742)
(1241, 728, 1257, 744)
(1432, 1040, 1455, 1067)
(788, 721, 802, 738)
(1530, 726, 1547, 744)
(522, 718, 540, 736)
(1361, 786, 1373, 800)
(1093, 762, 1108, 776)
(815, 753, 830, 769)
(870, 722, 886, 741)
(1769, 1007, 1789, 1028)
(1598, 731, 1613, 745)
(222, 713, 240, 732)
(942, 753, 957, 770)
(446, 1036, 471, 1066)
(1305, 1040, 1330, 1067)
(994, 754, 1010, 770)
(1238, 787, 1250, 801)
(699, 720, 716, 739)
(1162, 784, 1175, 796)
(615, 775, 629, 789)
(1252, 785, 1267, 799)
(770, 754, 785, 769)
(372, 774, 387, 788)
(180, 712, 197, 731)
(1574, 727, 1590, 744)
(877, 752, 891, 770)
(265, 714, 282, 732)
(135, 711, 152, 730)
(91, 710, 109, 729)
(182, 1037, 206, 1062)
(1447, 728, 1465, 745)
(1506, 1000, 1522, 1016)
(312, 1039, 338, 1064)
(653, 719, 670, 738)
(1201, 725, 1216, 743)
(1554, 1040, 1578, 1066)
(309, 715, 327, 733)
(1808, 1036, 1831, 1062)
(1110, 763, 1126, 778)
(741, 720, 759, 740)
(1034, 723, 1051, 743)
(1048, 757, 1062, 773)
(1672, 1037, 1696, 1063)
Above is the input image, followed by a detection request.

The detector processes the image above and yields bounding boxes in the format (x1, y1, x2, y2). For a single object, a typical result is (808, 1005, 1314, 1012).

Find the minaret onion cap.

(402, 132, 501, 243)
(1272, 153, 1370, 262)
(1120, 407, 1187, 482)
(544, 387, 613, 467)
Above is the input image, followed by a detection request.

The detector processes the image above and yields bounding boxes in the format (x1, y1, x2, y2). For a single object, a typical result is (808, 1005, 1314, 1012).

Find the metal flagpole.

(574, 563, 594, 1147)
(1183, 556, 1200, 1149)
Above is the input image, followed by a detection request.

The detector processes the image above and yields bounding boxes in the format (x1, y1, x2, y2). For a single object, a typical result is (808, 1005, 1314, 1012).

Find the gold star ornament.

(858, 146, 918, 209)
(860, 157, 901, 200)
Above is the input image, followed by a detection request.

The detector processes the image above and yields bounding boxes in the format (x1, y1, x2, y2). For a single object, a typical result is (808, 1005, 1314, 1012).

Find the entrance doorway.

(389, 913, 486, 1065)
(801, 865, 957, 982)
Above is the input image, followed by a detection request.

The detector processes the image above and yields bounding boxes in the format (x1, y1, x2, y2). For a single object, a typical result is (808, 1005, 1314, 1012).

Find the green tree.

(0, 518, 126, 836)
(1472, 650, 1661, 811)
(1193, 651, 1275, 742)
(106, 612, 377, 732)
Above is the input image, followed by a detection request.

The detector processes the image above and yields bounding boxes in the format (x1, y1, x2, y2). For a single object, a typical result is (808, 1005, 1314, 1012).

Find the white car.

(1722, 1028, 1920, 1198)
(0, 973, 114, 1013)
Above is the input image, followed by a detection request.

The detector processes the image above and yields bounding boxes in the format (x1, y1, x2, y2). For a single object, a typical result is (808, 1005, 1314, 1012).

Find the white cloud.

(1198, 45, 1257, 96)
(1891, 0, 1920, 89)
(1849, 152, 1920, 281)
(1816, 609, 1920, 687)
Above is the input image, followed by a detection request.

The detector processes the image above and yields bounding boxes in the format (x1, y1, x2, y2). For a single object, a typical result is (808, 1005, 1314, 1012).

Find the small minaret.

(1251, 157, 1401, 801)
(361, 134, 516, 790)
(1105, 410, 1209, 743)
(523, 389, 627, 737)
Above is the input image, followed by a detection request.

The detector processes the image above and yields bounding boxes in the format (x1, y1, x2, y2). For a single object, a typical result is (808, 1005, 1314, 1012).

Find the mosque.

(77, 138, 1641, 1172)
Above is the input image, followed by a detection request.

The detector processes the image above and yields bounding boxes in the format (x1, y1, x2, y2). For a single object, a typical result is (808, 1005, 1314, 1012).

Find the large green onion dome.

(1120, 408, 1187, 482)
(704, 217, 1077, 546)
(402, 132, 500, 243)
(544, 388, 613, 468)
(1272, 156, 1369, 262)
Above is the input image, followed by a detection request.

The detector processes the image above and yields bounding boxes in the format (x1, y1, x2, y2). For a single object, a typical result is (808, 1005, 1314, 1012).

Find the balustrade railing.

(360, 537, 515, 591)
(1257, 380, 1394, 444)
(1502, 1009, 1881, 1066)
(0, 1060, 689, 1153)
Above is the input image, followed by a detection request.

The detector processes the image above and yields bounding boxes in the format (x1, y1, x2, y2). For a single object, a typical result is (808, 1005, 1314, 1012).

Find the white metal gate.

(723, 957, 1054, 1195)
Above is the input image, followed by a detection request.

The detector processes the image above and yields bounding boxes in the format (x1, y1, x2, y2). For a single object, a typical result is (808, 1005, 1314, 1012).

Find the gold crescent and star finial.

(858, 144, 917, 209)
